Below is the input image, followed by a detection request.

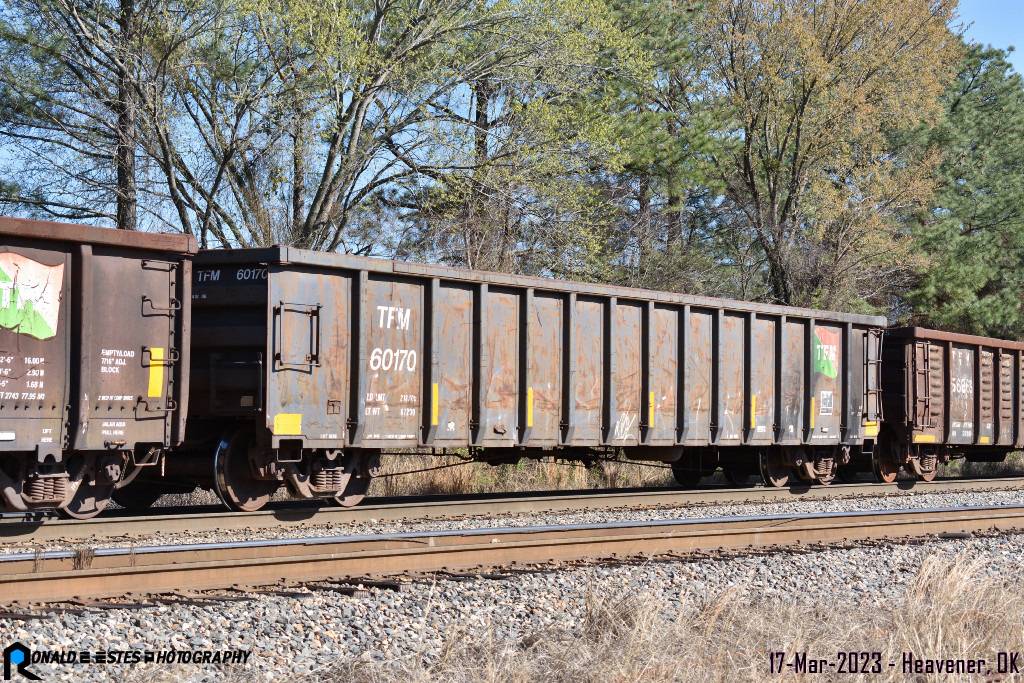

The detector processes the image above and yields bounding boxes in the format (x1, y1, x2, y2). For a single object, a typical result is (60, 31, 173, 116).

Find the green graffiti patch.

(0, 254, 63, 341)
(813, 327, 839, 379)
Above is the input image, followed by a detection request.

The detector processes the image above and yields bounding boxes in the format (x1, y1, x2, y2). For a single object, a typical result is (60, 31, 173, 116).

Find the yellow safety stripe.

(147, 347, 165, 398)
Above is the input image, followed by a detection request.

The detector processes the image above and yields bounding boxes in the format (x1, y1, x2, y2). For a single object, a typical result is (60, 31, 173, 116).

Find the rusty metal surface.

(0, 221, 194, 463)
(0, 216, 198, 254)
(685, 310, 713, 445)
(749, 317, 775, 445)
(572, 298, 603, 445)
(204, 246, 885, 327)
(998, 351, 1013, 445)
(360, 278, 422, 446)
(3, 504, 1024, 603)
(266, 268, 351, 448)
(648, 306, 677, 445)
(611, 303, 641, 445)
(885, 327, 1024, 350)
(481, 290, 517, 447)
(432, 284, 472, 447)
(780, 320, 805, 444)
(188, 247, 885, 457)
(6, 476, 1024, 543)
(529, 294, 562, 445)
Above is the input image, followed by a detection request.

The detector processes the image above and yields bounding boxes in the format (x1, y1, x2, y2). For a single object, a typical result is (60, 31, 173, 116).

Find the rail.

(1, 477, 1021, 543)
(1, 504, 1023, 603)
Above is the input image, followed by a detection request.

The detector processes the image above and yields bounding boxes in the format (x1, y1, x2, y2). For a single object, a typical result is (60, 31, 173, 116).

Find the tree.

(146, 0, 652, 253)
(0, 0, 148, 227)
(903, 43, 1024, 338)
(344, 0, 652, 277)
(680, 0, 961, 310)
(584, 0, 757, 298)
(0, 0, 647, 254)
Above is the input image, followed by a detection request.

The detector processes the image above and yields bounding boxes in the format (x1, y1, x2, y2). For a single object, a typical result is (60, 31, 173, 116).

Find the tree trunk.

(115, 0, 137, 231)
(292, 105, 307, 244)
(467, 77, 491, 266)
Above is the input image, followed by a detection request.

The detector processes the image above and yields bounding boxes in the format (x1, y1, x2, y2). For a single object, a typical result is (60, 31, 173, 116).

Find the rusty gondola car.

(0, 218, 196, 517)
(116, 246, 890, 511)
(877, 327, 1024, 481)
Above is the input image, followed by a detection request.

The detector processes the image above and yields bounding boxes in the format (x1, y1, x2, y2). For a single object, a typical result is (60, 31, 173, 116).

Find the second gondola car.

(116, 246, 888, 511)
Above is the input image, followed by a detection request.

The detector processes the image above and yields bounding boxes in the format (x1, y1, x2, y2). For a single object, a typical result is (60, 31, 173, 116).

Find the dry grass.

(369, 455, 675, 498)
(331, 555, 1024, 682)
(942, 450, 1024, 478)
(135, 455, 674, 508)
(142, 448, 1024, 508)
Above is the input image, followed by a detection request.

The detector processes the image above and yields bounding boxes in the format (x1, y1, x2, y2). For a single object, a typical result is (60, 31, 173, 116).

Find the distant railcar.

(878, 327, 1024, 481)
(0, 217, 196, 517)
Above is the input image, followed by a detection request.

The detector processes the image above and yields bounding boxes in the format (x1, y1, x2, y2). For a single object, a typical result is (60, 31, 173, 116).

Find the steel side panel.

(780, 321, 804, 444)
(718, 313, 744, 444)
(355, 278, 423, 446)
(610, 304, 641, 446)
(482, 290, 518, 446)
(849, 328, 865, 440)
(649, 305, 677, 445)
(809, 323, 842, 444)
(1018, 353, 1024, 448)
(685, 310, 712, 445)
(999, 351, 1014, 445)
(528, 295, 562, 445)
(949, 344, 975, 444)
(911, 341, 944, 443)
(78, 248, 183, 450)
(750, 317, 775, 445)
(571, 298, 603, 445)
(265, 268, 351, 446)
(433, 284, 472, 446)
(0, 242, 70, 452)
(979, 349, 995, 444)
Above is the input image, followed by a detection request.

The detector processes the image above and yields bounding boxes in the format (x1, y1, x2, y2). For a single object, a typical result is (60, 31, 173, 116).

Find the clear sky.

(961, 0, 1024, 71)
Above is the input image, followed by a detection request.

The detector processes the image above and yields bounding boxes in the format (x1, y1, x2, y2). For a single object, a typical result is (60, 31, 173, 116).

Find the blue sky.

(961, 0, 1023, 71)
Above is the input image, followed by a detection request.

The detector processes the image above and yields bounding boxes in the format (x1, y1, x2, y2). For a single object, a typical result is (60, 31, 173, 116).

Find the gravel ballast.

(2, 487, 1024, 554)
(2, 530, 1023, 681)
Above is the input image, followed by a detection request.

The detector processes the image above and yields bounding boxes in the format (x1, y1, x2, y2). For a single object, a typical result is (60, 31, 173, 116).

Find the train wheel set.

(1, 217, 1020, 518)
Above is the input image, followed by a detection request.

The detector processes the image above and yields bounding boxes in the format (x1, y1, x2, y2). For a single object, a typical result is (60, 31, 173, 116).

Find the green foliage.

(682, 0, 961, 311)
(903, 42, 1024, 338)
(1, 0, 1014, 336)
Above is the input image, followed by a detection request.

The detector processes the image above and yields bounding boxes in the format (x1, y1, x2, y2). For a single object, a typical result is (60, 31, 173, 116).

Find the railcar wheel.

(723, 470, 759, 487)
(58, 454, 121, 519)
(214, 426, 278, 512)
(759, 449, 790, 488)
(671, 465, 704, 488)
(327, 475, 371, 507)
(112, 485, 163, 511)
(871, 450, 900, 483)
(835, 466, 857, 484)
(59, 480, 114, 519)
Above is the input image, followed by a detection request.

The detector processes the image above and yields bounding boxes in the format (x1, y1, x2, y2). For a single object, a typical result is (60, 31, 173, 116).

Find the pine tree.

(904, 42, 1024, 338)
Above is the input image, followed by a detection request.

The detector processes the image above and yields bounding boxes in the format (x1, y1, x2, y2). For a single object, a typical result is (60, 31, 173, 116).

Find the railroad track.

(1, 476, 1021, 543)
(1, 504, 1022, 604)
